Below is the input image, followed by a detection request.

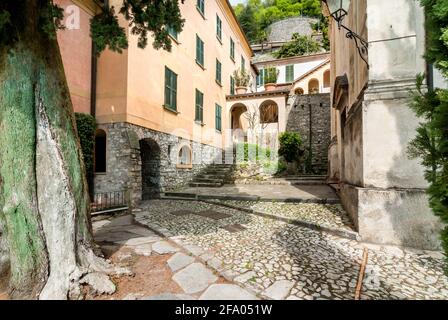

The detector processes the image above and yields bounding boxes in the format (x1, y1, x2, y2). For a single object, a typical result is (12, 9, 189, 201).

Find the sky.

(229, 0, 246, 5)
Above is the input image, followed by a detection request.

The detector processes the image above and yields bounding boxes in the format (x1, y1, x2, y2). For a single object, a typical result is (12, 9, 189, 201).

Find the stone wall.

(286, 93, 331, 174)
(94, 122, 222, 204)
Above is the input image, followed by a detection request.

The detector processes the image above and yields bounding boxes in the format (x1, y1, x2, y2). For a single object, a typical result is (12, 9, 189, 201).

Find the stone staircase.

(188, 164, 235, 187)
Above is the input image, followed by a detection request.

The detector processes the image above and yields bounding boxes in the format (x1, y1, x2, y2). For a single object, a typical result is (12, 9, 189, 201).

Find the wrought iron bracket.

(338, 22, 369, 68)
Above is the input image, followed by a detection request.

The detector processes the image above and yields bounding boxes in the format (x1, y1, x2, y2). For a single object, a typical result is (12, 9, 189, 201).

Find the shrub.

(75, 113, 96, 196)
(278, 132, 303, 162)
(236, 143, 272, 162)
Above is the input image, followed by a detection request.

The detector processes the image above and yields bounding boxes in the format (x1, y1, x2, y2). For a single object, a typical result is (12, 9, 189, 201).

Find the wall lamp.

(322, 0, 369, 67)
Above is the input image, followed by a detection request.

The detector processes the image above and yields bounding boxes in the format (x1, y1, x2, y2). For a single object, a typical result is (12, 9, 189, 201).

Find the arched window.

(308, 79, 319, 94)
(295, 87, 304, 95)
(323, 70, 330, 88)
(259, 100, 279, 123)
(95, 129, 107, 173)
(178, 144, 192, 166)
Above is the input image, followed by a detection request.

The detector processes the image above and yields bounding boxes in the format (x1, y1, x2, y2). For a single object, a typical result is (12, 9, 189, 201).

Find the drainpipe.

(90, 42, 97, 117)
(308, 101, 313, 174)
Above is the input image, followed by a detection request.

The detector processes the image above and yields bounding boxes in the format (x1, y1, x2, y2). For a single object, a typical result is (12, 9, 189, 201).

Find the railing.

(91, 190, 130, 215)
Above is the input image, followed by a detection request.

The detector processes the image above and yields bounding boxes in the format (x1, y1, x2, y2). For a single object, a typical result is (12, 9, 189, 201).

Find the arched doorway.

(94, 129, 107, 173)
(230, 103, 248, 143)
(259, 100, 279, 124)
(323, 70, 330, 88)
(140, 138, 161, 199)
(308, 78, 319, 94)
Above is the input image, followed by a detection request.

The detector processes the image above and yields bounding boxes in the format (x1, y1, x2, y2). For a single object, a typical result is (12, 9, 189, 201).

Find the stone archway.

(140, 138, 161, 199)
(230, 103, 248, 143)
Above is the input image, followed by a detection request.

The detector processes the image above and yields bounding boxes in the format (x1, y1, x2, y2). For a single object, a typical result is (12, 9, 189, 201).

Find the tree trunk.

(0, 1, 124, 299)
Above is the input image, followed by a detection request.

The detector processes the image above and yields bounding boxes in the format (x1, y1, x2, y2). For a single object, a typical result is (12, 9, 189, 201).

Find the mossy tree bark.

(0, 1, 120, 299)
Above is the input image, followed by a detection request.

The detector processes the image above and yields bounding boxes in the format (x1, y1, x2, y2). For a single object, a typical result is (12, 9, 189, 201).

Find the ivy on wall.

(75, 113, 96, 197)
(408, 0, 448, 270)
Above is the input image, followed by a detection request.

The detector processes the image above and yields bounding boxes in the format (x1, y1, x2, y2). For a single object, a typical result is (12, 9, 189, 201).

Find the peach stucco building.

(89, 0, 254, 201)
(56, 0, 100, 115)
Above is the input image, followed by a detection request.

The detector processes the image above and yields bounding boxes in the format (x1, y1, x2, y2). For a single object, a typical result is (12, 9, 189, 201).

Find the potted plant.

(233, 68, 251, 94)
(264, 66, 278, 91)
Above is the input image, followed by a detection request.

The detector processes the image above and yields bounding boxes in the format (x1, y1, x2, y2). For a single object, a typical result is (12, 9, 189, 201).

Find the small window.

(241, 56, 245, 71)
(95, 129, 107, 173)
(167, 25, 178, 41)
(323, 70, 331, 88)
(196, 34, 204, 67)
(230, 76, 235, 95)
(216, 14, 222, 42)
(196, 0, 205, 16)
(256, 68, 265, 87)
(215, 104, 222, 132)
(178, 145, 192, 165)
(216, 59, 222, 85)
(285, 65, 294, 82)
(195, 89, 204, 123)
(308, 79, 319, 94)
(230, 38, 235, 61)
(164, 66, 177, 111)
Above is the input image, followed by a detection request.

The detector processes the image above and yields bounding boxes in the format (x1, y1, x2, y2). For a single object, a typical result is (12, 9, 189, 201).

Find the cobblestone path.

(134, 200, 448, 300)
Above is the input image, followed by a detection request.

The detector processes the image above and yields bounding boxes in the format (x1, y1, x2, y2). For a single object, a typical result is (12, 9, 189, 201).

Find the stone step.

(188, 182, 223, 187)
(193, 178, 225, 183)
(284, 175, 326, 180)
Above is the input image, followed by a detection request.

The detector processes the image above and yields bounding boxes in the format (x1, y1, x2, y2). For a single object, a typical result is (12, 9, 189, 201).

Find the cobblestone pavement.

(134, 200, 448, 300)
(92, 214, 257, 300)
(208, 200, 355, 232)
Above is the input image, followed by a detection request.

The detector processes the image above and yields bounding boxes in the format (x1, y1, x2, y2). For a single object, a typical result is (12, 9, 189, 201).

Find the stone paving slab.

(194, 210, 232, 220)
(152, 241, 180, 254)
(167, 252, 195, 272)
(262, 280, 295, 300)
(199, 284, 258, 300)
(141, 293, 195, 300)
(172, 263, 218, 294)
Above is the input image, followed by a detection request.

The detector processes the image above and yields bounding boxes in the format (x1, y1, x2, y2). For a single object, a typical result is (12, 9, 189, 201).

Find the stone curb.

(201, 200, 361, 241)
(162, 192, 341, 204)
(133, 212, 265, 300)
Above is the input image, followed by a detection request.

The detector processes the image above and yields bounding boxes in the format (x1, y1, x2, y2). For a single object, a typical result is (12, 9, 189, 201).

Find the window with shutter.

(164, 66, 177, 111)
(215, 104, 222, 132)
(196, 35, 204, 67)
(195, 89, 204, 123)
(286, 65, 294, 82)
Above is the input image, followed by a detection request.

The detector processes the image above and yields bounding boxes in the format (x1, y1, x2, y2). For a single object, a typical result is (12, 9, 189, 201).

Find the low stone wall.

(340, 183, 443, 250)
(286, 93, 331, 175)
(94, 122, 222, 204)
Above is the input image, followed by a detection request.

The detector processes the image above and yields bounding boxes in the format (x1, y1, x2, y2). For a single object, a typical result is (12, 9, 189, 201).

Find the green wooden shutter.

(230, 38, 235, 60)
(197, 0, 204, 15)
(164, 67, 177, 111)
(286, 65, 294, 82)
(241, 56, 245, 71)
(196, 35, 204, 66)
(216, 15, 222, 41)
(230, 76, 235, 95)
(215, 104, 222, 131)
(195, 89, 203, 122)
(216, 59, 222, 84)
(172, 71, 177, 110)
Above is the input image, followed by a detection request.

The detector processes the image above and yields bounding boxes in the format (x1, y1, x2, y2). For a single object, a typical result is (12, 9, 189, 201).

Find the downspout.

(308, 101, 313, 174)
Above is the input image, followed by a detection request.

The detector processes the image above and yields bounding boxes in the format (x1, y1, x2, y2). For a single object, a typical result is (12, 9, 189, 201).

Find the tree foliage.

(408, 0, 448, 270)
(274, 33, 322, 58)
(234, 0, 323, 44)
